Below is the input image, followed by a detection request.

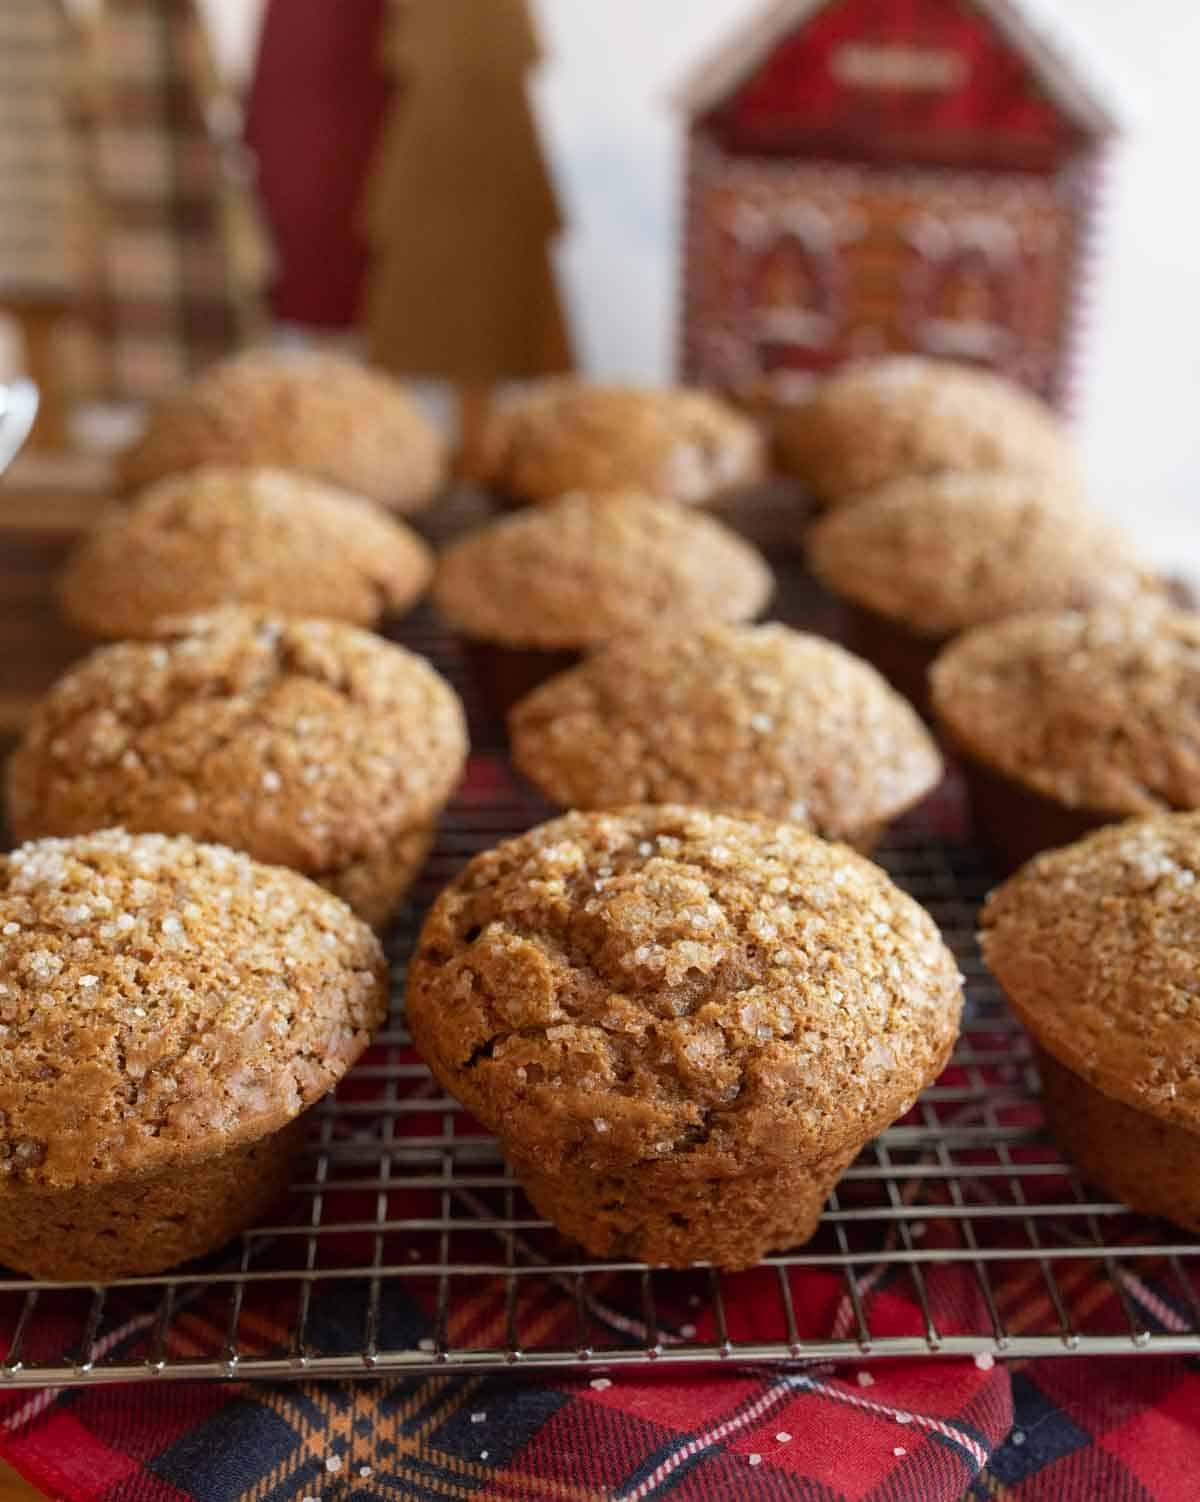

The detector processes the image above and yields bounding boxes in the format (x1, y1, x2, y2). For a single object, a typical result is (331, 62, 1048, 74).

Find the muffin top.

(0, 829, 389, 1190)
(477, 380, 766, 506)
(60, 466, 434, 639)
(932, 605, 1200, 817)
(406, 806, 962, 1179)
(775, 356, 1082, 507)
(433, 489, 772, 650)
(510, 625, 941, 840)
(807, 472, 1152, 639)
(118, 352, 447, 512)
(7, 608, 468, 873)
(982, 812, 1200, 1131)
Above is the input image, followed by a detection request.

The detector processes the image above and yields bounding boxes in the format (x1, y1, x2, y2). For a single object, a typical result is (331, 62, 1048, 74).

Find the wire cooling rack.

(2, 495, 1199, 1387)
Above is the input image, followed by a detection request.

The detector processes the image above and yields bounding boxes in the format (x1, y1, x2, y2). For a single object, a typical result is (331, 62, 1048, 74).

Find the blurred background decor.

(85, 0, 271, 403)
(244, 0, 393, 329)
(359, 0, 574, 457)
(676, 0, 1116, 409)
(0, 0, 88, 449)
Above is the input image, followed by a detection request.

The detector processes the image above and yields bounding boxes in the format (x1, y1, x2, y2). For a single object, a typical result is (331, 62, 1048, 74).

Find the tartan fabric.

(0, 0, 85, 298)
(3, 1313, 1200, 1498)
(87, 0, 269, 401)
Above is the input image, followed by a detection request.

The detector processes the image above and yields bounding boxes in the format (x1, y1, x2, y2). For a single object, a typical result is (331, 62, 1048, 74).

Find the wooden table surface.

(0, 480, 107, 736)
(0, 1463, 43, 1500)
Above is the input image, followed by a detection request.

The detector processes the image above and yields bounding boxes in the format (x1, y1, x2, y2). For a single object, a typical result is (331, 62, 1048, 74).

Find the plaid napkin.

(2, 1341, 1198, 1498)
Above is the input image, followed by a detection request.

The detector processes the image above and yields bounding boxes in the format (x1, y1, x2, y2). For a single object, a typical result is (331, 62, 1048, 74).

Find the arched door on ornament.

(751, 231, 839, 375)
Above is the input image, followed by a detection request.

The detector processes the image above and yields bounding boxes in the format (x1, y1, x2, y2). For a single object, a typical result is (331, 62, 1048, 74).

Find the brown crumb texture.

(7, 609, 467, 914)
(807, 472, 1155, 639)
(406, 806, 962, 1266)
(433, 490, 773, 650)
(516, 1147, 857, 1270)
(0, 829, 390, 1190)
(932, 605, 1200, 816)
(118, 352, 447, 512)
(0, 1118, 305, 1281)
(320, 823, 435, 930)
(981, 811, 1200, 1133)
(59, 467, 434, 639)
(477, 380, 766, 506)
(509, 625, 942, 844)
(775, 356, 1082, 507)
(1034, 1048, 1200, 1235)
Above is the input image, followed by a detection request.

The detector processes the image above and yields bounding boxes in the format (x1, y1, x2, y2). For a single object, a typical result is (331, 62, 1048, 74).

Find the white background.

(96, 2, 1200, 572)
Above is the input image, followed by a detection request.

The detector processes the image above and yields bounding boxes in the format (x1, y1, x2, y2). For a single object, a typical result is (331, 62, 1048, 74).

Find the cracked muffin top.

(775, 356, 1082, 507)
(931, 605, 1200, 817)
(476, 380, 766, 506)
(119, 352, 447, 512)
(405, 806, 962, 1179)
(509, 625, 941, 843)
(807, 472, 1154, 639)
(981, 812, 1200, 1131)
(7, 607, 468, 874)
(433, 490, 772, 650)
(60, 466, 434, 639)
(0, 829, 389, 1190)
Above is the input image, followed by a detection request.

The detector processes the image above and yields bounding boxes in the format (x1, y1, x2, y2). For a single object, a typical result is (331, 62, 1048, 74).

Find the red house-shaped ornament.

(676, 0, 1116, 407)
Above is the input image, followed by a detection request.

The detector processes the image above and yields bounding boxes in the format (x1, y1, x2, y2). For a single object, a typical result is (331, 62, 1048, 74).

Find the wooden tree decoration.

(87, 0, 270, 402)
(360, 0, 573, 452)
(245, 0, 394, 328)
(0, 0, 87, 448)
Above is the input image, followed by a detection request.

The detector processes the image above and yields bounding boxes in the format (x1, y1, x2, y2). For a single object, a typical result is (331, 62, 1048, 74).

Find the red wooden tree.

(360, 0, 572, 447)
(244, 0, 393, 327)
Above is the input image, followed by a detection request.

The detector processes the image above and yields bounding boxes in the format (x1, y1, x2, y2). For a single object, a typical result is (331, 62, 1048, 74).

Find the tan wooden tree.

(360, 0, 573, 454)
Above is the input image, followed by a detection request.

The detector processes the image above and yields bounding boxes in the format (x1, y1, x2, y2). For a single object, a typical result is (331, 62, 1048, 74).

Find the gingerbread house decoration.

(676, 0, 1117, 407)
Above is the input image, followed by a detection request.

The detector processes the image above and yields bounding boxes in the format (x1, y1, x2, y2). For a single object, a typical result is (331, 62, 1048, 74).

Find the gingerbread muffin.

(807, 472, 1155, 712)
(510, 625, 941, 850)
(775, 356, 1082, 508)
(475, 380, 766, 508)
(982, 814, 1200, 1233)
(406, 806, 963, 1269)
(8, 608, 467, 928)
(931, 604, 1200, 872)
(119, 352, 447, 512)
(0, 829, 389, 1280)
(60, 466, 433, 640)
(433, 490, 773, 715)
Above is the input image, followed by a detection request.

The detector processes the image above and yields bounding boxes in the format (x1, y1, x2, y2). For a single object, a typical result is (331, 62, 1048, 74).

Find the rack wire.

(2, 497, 1198, 1386)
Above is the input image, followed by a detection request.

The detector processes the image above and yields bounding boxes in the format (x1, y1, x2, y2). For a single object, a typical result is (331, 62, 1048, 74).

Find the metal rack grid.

(2, 516, 1199, 1387)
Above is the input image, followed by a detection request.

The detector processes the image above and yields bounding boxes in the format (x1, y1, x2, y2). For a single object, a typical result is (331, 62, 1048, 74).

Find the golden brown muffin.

(60, 466, 434, 640)
(434, 489, 773, 716)
(8, 608, 467, 928)
(0, 829, 389, 1279)
(775, 356, 1082, 508)
(406, 806, 963, 1268)
(807, 473, 1156, 711)
(981, 814, 1200, 1232)
(931, 604, 1200, 871)
(510, 625, 941, 850)
(435, 490, 772, 651)
(476, 380, 766, 507)
(119, 352, 447, 512)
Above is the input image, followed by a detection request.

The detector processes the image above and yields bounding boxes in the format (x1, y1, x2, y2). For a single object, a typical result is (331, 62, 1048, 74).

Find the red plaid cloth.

(2, 1343, 1199, 1498)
